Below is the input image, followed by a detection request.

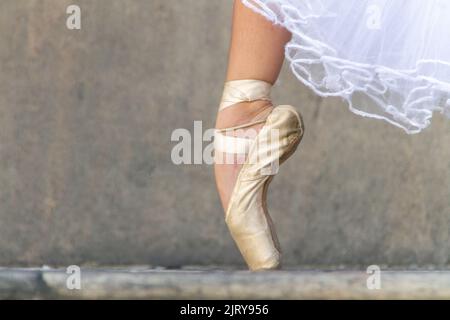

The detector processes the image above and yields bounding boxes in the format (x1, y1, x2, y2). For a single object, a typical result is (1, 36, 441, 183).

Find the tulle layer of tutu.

(242, 0, 450, 133)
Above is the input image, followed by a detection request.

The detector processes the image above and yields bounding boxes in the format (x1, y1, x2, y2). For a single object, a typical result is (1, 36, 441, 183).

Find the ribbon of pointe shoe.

(219, 79, 273, 111)
(214, 129, 252, 155)
(215, 79, 274, 161)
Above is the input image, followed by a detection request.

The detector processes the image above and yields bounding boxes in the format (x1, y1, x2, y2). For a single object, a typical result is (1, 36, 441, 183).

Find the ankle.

(216, 100, 273, 129)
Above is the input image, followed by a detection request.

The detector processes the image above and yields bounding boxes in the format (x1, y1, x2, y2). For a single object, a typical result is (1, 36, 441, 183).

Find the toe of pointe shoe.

(250, 254, 282, 271)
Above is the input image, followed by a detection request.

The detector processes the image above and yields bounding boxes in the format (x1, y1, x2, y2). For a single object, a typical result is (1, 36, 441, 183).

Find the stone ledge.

(1, 268, 450, 299)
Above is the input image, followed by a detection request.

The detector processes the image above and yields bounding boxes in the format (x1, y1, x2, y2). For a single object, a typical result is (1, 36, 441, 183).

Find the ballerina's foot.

(214, 80, 304, 271)
(215, 101, 273, 212)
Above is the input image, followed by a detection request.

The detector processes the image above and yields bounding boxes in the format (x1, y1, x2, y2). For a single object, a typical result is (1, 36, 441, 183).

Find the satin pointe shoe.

(214, 80, 304, 271)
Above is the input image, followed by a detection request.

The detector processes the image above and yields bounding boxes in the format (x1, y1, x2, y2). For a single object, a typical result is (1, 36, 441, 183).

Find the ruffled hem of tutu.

(242, 0, 450, 134)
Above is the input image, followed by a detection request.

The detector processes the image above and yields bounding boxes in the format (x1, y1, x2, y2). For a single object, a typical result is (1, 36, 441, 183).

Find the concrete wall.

(0, 0, 449, 268)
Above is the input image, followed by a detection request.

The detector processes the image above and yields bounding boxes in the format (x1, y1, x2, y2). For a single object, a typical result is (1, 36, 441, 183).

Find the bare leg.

(215, 0, 292, 213)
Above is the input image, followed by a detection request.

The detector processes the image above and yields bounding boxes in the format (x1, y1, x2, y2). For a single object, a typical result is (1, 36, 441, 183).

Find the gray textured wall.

(0, 0, 449, 268)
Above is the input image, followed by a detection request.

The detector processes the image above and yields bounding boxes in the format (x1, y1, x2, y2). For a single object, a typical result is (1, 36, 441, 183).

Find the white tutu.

(242, 0, 450, 133)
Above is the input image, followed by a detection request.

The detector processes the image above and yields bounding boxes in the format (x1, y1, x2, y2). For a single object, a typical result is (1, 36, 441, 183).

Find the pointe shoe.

(215, 80, 304, 271)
